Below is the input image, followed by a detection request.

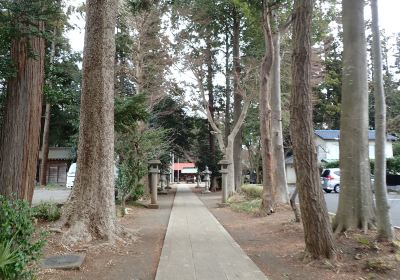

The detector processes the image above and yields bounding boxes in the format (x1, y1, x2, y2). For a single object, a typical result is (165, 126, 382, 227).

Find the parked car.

(66, 163, 118, 188)
(66, 163, 76, 188)
(321, 168, 376, 194)
(321, 168, 341, 193)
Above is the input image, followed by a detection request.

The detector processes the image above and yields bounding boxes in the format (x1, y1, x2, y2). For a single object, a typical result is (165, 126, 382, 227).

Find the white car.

(321, 168, 341, 193)
(66, 163, 76, 188)
(66, 163, 118, 188)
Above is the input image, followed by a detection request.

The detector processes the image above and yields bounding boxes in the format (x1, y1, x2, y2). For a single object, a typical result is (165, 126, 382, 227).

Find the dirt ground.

(37, 189, 175, 280)
(36, 186, 399, 280)
(196, 189, 400, 280)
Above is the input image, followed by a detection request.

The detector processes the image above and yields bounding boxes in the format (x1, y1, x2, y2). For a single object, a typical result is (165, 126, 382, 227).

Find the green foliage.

(387, 156, 400, 175)
(393, 142, 400, 157)
(0, 196, 45, 279)
(322, 157, 400, 175)
(240, 184, 263, 199)
(32, 202, 61, 222)
(116, 126, 169, 204)
(0, 241, 18, 276)
(115, 94, 149, 132)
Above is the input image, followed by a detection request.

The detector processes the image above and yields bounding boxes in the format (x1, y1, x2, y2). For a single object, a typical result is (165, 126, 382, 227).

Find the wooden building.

(38, 147, 75, 186)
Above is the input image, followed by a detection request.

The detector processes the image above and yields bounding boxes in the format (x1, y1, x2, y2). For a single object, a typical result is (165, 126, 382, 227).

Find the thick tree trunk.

(232, 9, 242, 192)
(270, 33, 289, 204)
(333, 0, 375, 233)
(259, 2, 275, 214)
(290, 0, 335, 258)
(40, 103, 51, 186)
(371, 0, 393, 240)
(60, 0, 119, 244)
(0, 19, 45, 203)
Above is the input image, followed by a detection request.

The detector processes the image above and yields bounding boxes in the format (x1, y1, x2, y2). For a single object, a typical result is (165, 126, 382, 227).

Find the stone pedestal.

(149, 160, 161, 208)
(218, 159, 231, 204)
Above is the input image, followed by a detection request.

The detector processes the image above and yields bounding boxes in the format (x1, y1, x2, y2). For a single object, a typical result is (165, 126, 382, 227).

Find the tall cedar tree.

(290, 0, 336, 258)
(60, 0, 119, 243)
(0, 1, 45, 203)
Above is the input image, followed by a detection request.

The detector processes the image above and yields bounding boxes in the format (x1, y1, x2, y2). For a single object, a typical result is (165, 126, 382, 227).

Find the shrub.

(0, 196, 45, 279)
(32, 202, 61, 222)
(387, 156, 400, 175)
(241, 184, 263, 199)
(393, 142, 400, 157)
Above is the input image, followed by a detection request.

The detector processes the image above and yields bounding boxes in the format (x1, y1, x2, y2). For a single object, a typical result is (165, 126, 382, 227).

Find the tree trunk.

(0, 17, 45, 203)
(371, 0, 393, 240)
(224, 25, 231, 146)
(290, 0, 336, 259)
(259, 2, 275, 214)
(60, 0, 119, 244)
(333, 0, 375, 234)
(290, 187, 300, 223)
(205, 37, 216, 189)
(270, 33, 289, 204)
(40, 28, 56, 186)
(232, 8, 242, 192)
(40, 103, 51, 186)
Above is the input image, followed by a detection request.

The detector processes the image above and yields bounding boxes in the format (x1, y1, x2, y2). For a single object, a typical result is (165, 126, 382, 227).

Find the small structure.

(202, 166, 212, 193)
(171, 162, 197, 182)
(218, 159, 231, 204)
(164, 170, 172, 190)
(159, 170, 169, 194)
(38, 147, 75, 185)
(196, 173, 201, 188)
(148, 160, 161, 209)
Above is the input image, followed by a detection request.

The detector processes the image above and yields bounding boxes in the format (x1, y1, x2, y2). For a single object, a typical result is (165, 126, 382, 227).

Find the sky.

(66, 0, 400, 54)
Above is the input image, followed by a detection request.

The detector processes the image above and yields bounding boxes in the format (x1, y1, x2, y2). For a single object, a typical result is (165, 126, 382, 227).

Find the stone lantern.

(202, 166, 212, 193)
(218, 159, 231, 203)
(163, 170, 172, 190)
(148, 159, 161, 209)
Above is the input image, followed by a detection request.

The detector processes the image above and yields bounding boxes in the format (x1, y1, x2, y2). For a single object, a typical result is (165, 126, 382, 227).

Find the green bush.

(387, 156, 400, 175)
(32, 202, 61, 222)
(393, 142, 400, 157)
(241, 184, 263, 199)
(0, 196, 45, 279)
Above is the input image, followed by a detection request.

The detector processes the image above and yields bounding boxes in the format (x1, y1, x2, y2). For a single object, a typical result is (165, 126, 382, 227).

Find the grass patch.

(228, 194, 261, 215)
(241, 184, 263, 199)
(32, 202, 61, 221)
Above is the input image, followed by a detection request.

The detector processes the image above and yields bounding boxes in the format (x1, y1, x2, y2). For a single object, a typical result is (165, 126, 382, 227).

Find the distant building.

(171, 162, 197, 182)
(38, 147, 75, 185)
(314, 130, 395, 162)
(285, 130, 396, 185)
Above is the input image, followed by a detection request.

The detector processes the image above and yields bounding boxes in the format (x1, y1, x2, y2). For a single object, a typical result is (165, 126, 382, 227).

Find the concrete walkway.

(155, 185, 267, 280)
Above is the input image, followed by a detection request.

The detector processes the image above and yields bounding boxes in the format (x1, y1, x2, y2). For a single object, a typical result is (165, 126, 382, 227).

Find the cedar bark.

(232, 8, 242, 192)
(60, 0, 119, 243)
(0, 17, 45, 203)
(371, 0, 393, 240)
(290, 0, 335, 258)
(259, 1, 275, 214)
(333, 0, 375, 233)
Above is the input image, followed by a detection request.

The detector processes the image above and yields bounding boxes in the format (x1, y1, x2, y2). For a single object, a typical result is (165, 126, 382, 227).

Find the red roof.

(172, 162, 195, 171)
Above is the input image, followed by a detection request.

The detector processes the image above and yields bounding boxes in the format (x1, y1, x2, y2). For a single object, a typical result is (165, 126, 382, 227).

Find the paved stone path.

(156, 185, 268, 280)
